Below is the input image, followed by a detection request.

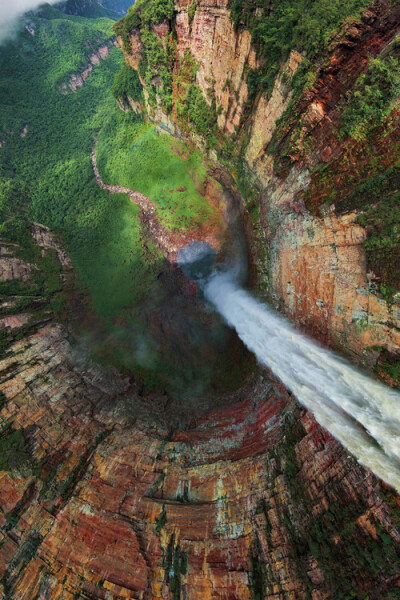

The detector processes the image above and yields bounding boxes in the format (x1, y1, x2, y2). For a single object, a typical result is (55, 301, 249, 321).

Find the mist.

(205, 269, 400, 492)
(0, 1, 59, 43)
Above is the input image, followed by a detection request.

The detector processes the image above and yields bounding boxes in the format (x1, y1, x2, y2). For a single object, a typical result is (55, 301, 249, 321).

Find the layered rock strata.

(0, 229, 399, 600)
(117, 0, 400, 369)
(1, 0, 400, 598)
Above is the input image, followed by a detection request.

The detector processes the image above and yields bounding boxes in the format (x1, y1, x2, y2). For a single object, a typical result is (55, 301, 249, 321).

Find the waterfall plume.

(205, 269, 400, 491)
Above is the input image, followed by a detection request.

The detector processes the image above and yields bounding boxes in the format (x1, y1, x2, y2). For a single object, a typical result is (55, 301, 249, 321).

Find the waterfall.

(205, 270, 400, 491)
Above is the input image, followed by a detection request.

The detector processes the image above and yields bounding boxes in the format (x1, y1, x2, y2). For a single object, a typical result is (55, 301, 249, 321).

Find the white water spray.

(205, 270, 400, 491)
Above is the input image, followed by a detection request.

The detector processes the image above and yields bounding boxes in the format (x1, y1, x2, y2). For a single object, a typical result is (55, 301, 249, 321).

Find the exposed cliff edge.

(0, 225, 399, 599)
(1, 0, 400, 598)
(115, 0, 400, 376)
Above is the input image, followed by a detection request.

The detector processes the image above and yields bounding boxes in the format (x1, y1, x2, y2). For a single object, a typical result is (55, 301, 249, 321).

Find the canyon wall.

(1, 1, 400, 599)
(0, 231, 399, 599)
(117, 0, 400, 374)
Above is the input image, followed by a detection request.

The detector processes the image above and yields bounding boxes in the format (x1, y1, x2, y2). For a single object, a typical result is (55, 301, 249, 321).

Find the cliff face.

(173, 0, 257, 136)
(1, 1, 400, 599)
(247, 0, 400, 369)
(0, 232, 399, 600)
(117, 0, 400, 374)
(120, 0, 257, 136)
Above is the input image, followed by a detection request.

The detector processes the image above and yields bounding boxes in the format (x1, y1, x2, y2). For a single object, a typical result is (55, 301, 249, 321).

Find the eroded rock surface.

(1, 0, 400, 598)
(60, 42, 114, 93)
(0, 230, 399, 600)
(118, 0, 400, 369)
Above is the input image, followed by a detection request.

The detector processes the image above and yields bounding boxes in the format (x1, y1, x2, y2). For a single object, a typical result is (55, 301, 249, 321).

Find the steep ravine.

(115, 0, 400, 370)
(1, 232, 400, 599)
(1, 1, 400, 600)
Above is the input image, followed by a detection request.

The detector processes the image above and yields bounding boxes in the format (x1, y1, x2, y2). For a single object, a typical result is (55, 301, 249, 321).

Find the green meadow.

(96, 111, 218, 231)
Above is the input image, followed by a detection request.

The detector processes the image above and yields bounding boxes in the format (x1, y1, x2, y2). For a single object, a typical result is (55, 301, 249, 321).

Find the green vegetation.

(1, 531, 43, 598)
(304, 155, 400, 300)
(112, 61, 143, 102)
(0, 216, 37, 262)
(249, 540, 268, 600)
(354, 168, 400, 302)
(176, 48, 197, 86)
(96, 110, 219, 230)
(341, 55, 400, 140)
(162, 536, 188, 600)
(0, 6, 164, 320)
(0, 426, 38, 474)
(0, 2, 252, 397)
(382, 360, 400, 383)
(0, 221, 70, 356)
(115, 2, 219, 142)
(230, 0, 372, 97)
(0, 248, 62, 307)
(137, 27, 175, 112)
(116, 0, 374, 130)
(0, 6, 169, 384)
(251, 415, 400, 599)
(116, 3, 178, 112)
(41, 453, 87, 506)
(188, 0, 197, 23)
(299, 45, 400, 300)
(114, 0, 174, 52)
(156, 504, 167, 531)
(185, 84, 217, 139)
(173, 50, 219, 145)
(378, 350, 400, 386)
(229, 0, 386, 178)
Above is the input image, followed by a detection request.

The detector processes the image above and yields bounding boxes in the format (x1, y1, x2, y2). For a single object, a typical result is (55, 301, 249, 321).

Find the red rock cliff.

(1, 1, 400, 599)
(0, 142, 399, 600)
(1, 254, 400, 599)
(117, 0, 400, 372)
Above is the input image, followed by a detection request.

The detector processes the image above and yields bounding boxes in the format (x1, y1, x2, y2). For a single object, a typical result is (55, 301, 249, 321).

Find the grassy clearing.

(96, 110, 219, 230)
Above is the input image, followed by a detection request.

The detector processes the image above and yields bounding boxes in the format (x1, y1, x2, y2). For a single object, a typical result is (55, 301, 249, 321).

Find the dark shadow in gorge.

(70, 176, 257, 421)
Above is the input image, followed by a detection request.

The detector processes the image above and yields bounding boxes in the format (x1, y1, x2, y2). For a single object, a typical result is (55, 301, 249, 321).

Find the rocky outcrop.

(245, 50, 303, 171)
(0, 310, 399, 599)
(173, 0, 258, 135)
(19, 125, 28, 139)
(116, 94, 142, 113)
(1, 1, 400, 598)
(118, 0, 258, 136)
(240, 0, 400, 368)
(60, 42, 114, 93)
(31, 223, 73, 269)
(0, 245, 34, 282)
(269, 211, 400, 365)
(0, 225, 72, 283)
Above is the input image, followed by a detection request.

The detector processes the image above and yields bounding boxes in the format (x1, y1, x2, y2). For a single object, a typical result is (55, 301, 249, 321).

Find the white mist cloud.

(0, 0, 60, 43)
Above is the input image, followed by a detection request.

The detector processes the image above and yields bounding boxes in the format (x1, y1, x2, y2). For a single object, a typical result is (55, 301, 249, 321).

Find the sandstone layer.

(0, 225, 399, 600)
(1, 0, 400, 598)
(1, 286, 400, 599)
(118, 0, 400, 369)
